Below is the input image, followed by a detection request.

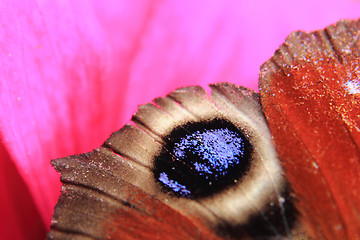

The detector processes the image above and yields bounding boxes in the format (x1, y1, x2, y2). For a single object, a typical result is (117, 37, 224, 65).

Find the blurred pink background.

(0, 0, 359, 239)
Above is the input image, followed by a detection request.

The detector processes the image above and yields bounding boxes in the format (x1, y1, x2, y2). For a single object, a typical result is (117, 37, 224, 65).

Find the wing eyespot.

(50, 83, 300, 239)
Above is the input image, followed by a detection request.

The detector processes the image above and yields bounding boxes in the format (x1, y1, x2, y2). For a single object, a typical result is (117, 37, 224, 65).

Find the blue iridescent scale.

(154, 119, 252, 199)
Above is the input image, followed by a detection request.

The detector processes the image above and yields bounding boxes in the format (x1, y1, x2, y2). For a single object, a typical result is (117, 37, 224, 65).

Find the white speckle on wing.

(343, 79, 360, 95)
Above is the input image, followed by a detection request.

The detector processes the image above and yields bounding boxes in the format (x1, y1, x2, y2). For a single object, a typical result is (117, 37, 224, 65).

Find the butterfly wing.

(259, 19, 360, 240)
(49, 83, 302, 239)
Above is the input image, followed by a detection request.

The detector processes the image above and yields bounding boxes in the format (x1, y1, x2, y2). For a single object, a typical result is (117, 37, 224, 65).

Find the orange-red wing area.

(106, 190, 221, 240)
(259, 19, 360, 240)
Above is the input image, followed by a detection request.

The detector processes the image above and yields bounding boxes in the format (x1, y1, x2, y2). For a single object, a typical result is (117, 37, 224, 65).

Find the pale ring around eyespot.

(104, 83, 286, 231)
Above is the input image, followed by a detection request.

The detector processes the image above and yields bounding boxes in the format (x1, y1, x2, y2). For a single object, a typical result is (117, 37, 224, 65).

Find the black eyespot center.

(154, 118, 253, 199)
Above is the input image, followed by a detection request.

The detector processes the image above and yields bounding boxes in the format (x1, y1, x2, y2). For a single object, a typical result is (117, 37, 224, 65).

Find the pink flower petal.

(0, 0, 359, 238)
(0, 139, 46, 239)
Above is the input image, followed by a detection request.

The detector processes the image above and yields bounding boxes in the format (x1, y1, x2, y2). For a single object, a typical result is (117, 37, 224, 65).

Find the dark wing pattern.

(48, 83, 304, 239)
